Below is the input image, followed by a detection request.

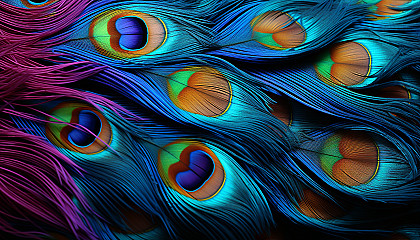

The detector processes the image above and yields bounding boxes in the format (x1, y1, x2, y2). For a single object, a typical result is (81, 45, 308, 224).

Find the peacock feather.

(0, 0, 420, 239)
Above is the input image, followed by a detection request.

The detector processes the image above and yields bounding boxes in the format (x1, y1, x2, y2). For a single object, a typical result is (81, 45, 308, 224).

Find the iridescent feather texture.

(0, 0, 420, 239)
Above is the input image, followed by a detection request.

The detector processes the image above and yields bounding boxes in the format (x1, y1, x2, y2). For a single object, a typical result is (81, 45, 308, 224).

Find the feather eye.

(45, 102, 112, 154)
(297, 189, 345, 220)
(314, 41, 372, 87)
(167, 66, 232, 117)
(3, 0, 56, 8)
(375, 85, 411, 99)
(89, 10, 167, 59)
(299, 128, 418, 201)
(157, 140, 225, 200)
(211, 0, 365, 60)
(56, 3, 211, 66)
(373, 0, 411, 15)
(364, 0, 412, 19)
(267, 93, 292, 126)
(314, 37, 400, 88)
(105, 204, 169, 239)
(21, 0, 55, 8)
(251, 11, 306, 50)
(319, 130, 379, 187)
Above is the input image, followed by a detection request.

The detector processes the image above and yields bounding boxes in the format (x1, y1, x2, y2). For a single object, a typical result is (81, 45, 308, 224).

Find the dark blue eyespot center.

(115, 17, 148, 51)
(176, 150, 215, 192)
(28, 0, 49, 5)
(68, 110, 102, 147)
